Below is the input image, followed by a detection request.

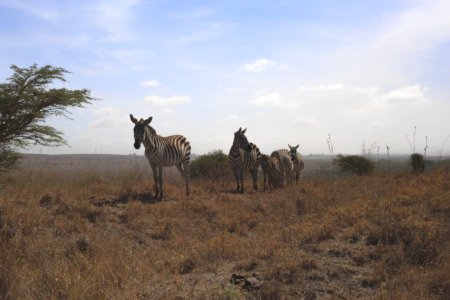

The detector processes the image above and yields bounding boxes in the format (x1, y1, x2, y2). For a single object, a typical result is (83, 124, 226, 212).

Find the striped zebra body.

(130, 114, 190, 199)
(228, 127, 261, 193)
(260, 154, 283, 191)
(270, 149, 294, 186)
(292, 153, 304, 184)
(288, 144, 304, 185)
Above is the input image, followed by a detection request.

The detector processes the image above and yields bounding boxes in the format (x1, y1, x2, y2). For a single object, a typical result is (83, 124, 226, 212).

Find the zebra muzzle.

(134, 141, 141, 149)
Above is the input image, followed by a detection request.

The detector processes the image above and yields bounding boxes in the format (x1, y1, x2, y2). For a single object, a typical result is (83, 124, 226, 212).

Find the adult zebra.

(229, 127, 261, 193)
(130, 114, 191, 200)
(270, 149, 294, 186)
(288, 144, 305, 185)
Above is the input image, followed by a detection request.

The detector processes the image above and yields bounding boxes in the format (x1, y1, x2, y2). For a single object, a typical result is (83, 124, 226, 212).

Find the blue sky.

(1, 0, 450, 156)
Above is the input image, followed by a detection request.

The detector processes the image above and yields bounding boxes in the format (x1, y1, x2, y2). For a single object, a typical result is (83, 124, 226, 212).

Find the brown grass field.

(0, 155, 449, 299)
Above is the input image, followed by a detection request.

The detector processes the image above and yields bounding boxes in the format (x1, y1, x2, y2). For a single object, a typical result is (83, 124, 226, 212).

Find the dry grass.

(0, 158, 449, 299)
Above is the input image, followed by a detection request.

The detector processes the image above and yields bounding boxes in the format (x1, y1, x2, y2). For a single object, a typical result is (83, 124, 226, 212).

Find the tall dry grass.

(0, 159, 449, 299)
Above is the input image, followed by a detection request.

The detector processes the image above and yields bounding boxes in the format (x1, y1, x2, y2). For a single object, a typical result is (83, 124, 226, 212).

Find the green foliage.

(333, 154, 375, 176)
(190, 150, 231, 180)
(410, 153, 425, 175)
(0, 64, 95, 170)
(0, 150, 21, 171)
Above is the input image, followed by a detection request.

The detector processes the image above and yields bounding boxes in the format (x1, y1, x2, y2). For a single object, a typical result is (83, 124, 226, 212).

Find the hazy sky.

(1, 0, 450, 156)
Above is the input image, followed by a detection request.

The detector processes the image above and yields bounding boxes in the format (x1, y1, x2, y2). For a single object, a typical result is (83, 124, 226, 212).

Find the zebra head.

(259, 154, 270, 170)
(234, 127, 252, 152)
(130, 114, 152, 149)
(288, 144, 299, 161)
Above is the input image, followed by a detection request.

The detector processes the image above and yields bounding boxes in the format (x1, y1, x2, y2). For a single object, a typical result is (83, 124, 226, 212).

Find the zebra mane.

(145, 124, 157, 136)
(260, 153, 269, 160)
(250, 142, 262, 162)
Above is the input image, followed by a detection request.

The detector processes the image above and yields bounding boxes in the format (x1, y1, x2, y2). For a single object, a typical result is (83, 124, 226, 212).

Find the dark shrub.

(190, 150, 231, 181)
(333, 154, 375, 176)
(410, 153, 425, 175)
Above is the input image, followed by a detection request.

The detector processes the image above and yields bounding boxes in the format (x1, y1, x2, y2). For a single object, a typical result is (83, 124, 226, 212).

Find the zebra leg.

(250, 168, 258, 190)
(176, 161, 190, 196)
(184, 160, 190, 196)
(157, 166, 164, 200)
(263, 171, 267, 192)
(233, 168, 240, 193)
(150, 163, 159, 198)
(239, 170, 244, 194)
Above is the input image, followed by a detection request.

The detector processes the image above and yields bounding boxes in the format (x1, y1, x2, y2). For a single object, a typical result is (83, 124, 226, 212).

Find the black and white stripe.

(260, 154, 283, 191)
(288, 144, 305, 185)
(270, 149, 294, 186)
(228, 127, 261, 193)
(130, 114, 191, 199)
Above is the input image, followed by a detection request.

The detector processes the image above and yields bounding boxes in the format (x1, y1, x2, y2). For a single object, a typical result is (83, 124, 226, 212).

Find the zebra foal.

(270, 149, 294, 186)
(228, 127, 261, 193)
(260, 154, 283, 191)
(130, 114, 191, 200)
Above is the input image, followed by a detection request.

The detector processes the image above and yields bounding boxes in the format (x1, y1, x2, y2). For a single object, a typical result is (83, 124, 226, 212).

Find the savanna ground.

(0, 155, 449, 299)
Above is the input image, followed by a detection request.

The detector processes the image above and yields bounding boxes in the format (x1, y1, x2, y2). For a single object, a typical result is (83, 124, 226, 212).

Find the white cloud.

(169, 7, 215, 19)
(140, 80, 161, 88)
(216, 114, 240, 126)
(253, 92, 284, 107)
(143, 95, 191, 106)
(297, 84, 379, 94)
(329, 0, 450, 84)
(0, 0, 62, 21)
(90, 106, 129, 131)
(240, 58, 275, 72)
(166, 22, 227, 45)
(374, 1, 450, 59)
(88, 0, 142, 42)
(349, 85, 431, 115)
(377, 85, 429, 105)
(294, 116, 319, 127)
(159, 107, 174, 115)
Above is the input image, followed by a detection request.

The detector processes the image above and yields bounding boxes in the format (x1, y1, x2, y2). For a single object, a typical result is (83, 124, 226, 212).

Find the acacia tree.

(0, 64, 95, 170)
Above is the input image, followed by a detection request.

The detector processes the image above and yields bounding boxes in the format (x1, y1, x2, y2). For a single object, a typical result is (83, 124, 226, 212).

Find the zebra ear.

(144, 117, 153, 125)
(242, 128, 247, 134)
(295, 144, 299, 150)
(130, 114, 138, 124)
(288, 144, 292, 149)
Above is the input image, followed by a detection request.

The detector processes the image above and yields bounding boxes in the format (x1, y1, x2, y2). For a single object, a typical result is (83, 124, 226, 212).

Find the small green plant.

(218, 284, 241, 300)
(333, 154, 375, 176)
(190, 150, 231, 180)
(410, 153, 425, 175)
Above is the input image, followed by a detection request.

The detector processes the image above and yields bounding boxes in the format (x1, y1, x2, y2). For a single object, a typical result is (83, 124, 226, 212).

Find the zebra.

(228, 127, 261, 193)
(260, 154, 283, 191)
(130, 114, 191, 200)
(288, 144, 305, 185)
(270, 149, 294, 186)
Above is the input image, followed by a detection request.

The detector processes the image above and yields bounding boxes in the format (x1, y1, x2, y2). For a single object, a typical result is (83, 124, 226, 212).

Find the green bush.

(190, 150, 231, 181)
(333, 154, 375, 176)
(410, 153, 425, 175)
(0, 150, 21, 172)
